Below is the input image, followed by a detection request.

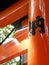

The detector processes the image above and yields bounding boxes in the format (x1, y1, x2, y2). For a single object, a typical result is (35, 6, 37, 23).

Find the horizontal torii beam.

(0, 0, 29, 27)
(0, 27, 28, 64)
(0, 39, 29, 64)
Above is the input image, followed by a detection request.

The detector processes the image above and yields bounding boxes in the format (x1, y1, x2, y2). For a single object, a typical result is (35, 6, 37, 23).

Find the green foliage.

(0, 25, 15, 43)
(0, 58, 21, 65)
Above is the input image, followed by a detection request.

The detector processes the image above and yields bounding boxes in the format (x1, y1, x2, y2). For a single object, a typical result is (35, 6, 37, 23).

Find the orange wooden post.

(28, 0, 49, 65)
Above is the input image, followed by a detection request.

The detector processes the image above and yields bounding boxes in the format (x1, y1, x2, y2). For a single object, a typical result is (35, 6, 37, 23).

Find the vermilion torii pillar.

(28, 0, 49, 65)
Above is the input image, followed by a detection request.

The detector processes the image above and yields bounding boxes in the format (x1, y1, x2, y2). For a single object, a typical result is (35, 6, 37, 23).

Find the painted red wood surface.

(0, 0, 49, 65)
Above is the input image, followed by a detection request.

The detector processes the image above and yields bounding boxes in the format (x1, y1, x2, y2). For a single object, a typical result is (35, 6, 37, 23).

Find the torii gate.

(0, 0, 49, 65)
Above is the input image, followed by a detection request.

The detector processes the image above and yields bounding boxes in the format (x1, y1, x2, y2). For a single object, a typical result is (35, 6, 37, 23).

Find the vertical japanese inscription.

(29, 16, 45, 35)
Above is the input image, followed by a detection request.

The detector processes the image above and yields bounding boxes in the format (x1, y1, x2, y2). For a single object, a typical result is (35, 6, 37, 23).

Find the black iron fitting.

(29, 16, 45, 35)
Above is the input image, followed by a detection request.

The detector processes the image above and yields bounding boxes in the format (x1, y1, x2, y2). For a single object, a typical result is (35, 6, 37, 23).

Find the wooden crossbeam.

(0, 0, 29, 27)
(0, 27, 28, 64)
(15, 27, 28, 42)
(0, 39, 29, 64)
